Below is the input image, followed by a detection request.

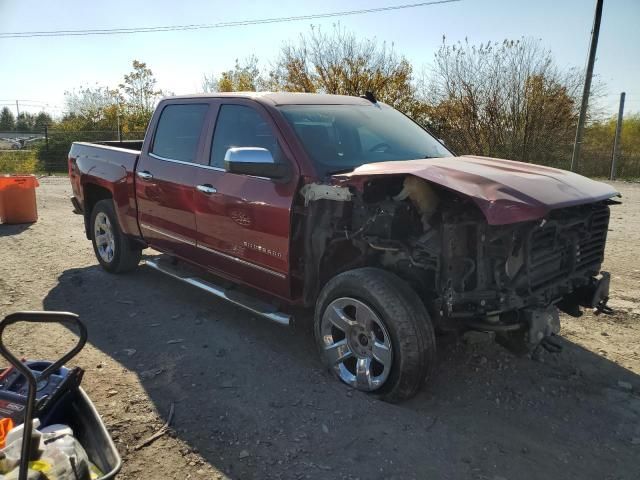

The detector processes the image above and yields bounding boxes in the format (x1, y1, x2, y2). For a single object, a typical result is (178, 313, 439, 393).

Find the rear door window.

(210, 104, 282, 168)
(151, 104, 209, 163)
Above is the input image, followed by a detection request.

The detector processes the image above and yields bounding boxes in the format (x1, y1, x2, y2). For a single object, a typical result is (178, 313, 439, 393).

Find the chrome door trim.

(148, 152, 225, 171)
(197, 243, 287, 279)
(140, 223, 196, 246)
(147, 152, 269, 179)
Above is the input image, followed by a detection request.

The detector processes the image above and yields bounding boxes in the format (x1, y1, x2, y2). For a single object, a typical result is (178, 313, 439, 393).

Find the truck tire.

(90, 199, 141, 273)
(314, 267, 436, 403)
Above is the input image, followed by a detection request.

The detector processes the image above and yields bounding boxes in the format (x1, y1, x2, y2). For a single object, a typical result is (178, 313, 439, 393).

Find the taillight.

(68, 156, 77, 176)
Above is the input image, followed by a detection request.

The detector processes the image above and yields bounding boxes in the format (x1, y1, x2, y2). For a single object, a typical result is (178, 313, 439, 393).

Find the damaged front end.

(298, 172, 616, 353)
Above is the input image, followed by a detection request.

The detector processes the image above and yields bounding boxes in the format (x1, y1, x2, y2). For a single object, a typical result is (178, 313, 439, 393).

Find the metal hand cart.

(0, 311, 122, 480)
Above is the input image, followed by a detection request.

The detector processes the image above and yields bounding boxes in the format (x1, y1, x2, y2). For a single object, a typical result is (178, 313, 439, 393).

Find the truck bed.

(68, 141, 143, 239)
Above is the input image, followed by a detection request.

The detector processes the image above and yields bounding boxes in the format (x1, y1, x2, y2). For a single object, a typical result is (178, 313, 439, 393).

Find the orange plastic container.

(0, 175, 39, 224)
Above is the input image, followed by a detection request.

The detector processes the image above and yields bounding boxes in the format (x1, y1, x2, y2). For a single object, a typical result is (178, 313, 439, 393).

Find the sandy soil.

(0, 176, 638, 480)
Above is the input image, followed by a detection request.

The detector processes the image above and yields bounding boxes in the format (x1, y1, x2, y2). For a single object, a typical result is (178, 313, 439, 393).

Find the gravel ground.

(0, 176, 639, 480)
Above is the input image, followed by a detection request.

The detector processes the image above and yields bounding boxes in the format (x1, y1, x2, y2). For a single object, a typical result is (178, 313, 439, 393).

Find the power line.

(0, 101, 63, 107)
(0, 99, 51, 103)
(0, 0, 460, 38)
(0, 103, 62, 108)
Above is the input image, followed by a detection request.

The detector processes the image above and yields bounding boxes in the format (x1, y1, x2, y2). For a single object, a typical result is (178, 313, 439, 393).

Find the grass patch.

(0, 150, 40, 174)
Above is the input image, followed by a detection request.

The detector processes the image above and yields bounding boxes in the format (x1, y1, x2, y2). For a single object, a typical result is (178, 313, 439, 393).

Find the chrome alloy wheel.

(94, 212, 116, 263)
(320, 297, 393, 391)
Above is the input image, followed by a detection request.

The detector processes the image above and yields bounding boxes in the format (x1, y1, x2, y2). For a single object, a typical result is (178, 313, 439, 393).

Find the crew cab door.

(136, 101, 210, 258)
(192, 100, 299, 299)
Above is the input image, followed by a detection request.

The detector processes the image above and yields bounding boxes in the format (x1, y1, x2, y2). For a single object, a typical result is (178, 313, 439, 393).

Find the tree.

(268, 25, 423, 116)
(119, 60, 163, 121)
(34, 112, 53, 131)
(616, 114, 640, 178)
(16, 112, 35, 132)
(203, 56, 265, 92)
(61, 60, 163, 134)
(0, 107, 15, 131)
(63, 85, 120, 130)
(582, 114, 640, 178)
(422, 38, 587, 168)
(50, 60, 163, 167)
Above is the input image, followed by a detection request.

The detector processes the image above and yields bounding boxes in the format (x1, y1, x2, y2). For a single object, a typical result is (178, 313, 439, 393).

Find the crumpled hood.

(336, 155, 619, 225)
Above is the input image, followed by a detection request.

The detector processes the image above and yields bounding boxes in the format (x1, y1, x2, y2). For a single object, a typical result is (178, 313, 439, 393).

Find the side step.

(145, 256, 291, 326)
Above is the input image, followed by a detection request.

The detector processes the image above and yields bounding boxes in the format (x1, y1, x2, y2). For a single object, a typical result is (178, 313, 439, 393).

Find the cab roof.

(164, 91, 375, 106)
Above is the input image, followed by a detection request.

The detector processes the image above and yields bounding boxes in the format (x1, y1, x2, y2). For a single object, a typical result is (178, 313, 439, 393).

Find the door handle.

(137, 171, 153, 180)
(196, 184, 217, 194)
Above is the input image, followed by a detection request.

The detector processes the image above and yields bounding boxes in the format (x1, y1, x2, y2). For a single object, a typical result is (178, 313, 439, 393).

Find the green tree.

(582, 114, 640, 178)
(16, 112, 35, 132)
(34, 112, 53, 131)
(617, 114, 640, 178)
(0, 107, 15, 131)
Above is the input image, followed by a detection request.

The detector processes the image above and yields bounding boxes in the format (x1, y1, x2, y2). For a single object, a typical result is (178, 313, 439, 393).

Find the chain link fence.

(0, 129, 638, 179)
(0, 130, 145, 173)
(579, 144, 640, 179)
(38, 130, 145, 172)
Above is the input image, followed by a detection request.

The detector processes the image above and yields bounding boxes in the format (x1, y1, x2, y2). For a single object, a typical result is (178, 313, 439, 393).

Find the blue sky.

(1, 0, 638, 118)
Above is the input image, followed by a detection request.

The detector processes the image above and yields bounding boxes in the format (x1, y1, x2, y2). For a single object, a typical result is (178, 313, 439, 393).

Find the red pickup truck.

(68, 92, 618, 402)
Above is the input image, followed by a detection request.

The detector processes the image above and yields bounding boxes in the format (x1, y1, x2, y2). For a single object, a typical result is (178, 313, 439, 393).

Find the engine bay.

(300, 174, 613, 347)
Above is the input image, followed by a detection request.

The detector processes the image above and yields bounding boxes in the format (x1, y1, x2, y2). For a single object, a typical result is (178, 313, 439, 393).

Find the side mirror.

(224, 147, 288, 179)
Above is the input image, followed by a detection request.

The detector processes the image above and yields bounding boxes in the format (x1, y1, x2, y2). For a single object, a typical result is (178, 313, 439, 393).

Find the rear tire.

(90, 199, 141, 273)
(314, 268, 436, 403)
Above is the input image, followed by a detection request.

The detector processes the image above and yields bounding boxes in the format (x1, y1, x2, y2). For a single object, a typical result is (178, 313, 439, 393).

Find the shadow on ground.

(0, 223, 32, 237)
(42, 262, 640, 480)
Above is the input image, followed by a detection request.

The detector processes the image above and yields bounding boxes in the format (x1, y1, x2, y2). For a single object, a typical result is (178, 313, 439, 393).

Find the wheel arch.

(83, 183, 113, 239)
(89, 198, 142, 273)
(318, 243, 438, 317)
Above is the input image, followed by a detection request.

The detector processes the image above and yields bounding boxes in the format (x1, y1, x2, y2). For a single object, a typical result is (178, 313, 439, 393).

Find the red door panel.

(135, 156, 198, 258)
(135, 101, 211, 259)
(193, 169, 296, 298)
(192, 101, 300, 300)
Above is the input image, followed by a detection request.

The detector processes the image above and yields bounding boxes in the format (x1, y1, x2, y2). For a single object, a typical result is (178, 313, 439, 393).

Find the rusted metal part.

(300, 183, 352, 205)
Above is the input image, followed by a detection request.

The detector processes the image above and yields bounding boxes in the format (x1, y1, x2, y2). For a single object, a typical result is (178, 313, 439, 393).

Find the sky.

(1, 0, 639, 119)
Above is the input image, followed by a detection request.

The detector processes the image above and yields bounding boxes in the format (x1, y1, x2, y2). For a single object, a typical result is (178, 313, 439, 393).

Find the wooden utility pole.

(610, 92, 625, 180)
(570, 0, 604, 172)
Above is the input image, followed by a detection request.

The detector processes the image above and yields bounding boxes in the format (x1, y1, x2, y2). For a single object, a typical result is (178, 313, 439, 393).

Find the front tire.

(90, 199, 141, 273)
(314, 268, 436, 402)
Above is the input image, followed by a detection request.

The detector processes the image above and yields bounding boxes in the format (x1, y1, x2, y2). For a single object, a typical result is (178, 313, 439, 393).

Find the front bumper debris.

(589, 272, 613, 315)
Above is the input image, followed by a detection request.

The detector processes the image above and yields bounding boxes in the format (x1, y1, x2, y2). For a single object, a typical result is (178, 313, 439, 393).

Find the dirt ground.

(0, 176, 639, 480)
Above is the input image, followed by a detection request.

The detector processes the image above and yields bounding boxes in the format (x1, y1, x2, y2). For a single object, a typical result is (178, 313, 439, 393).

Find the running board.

(145, 257, 291, 326)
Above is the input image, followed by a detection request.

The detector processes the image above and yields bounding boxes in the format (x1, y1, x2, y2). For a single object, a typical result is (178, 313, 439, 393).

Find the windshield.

(278, 103, 452, 176)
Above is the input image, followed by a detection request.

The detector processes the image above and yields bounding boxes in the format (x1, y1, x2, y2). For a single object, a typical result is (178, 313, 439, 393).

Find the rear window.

(151, 104, 208, 162)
